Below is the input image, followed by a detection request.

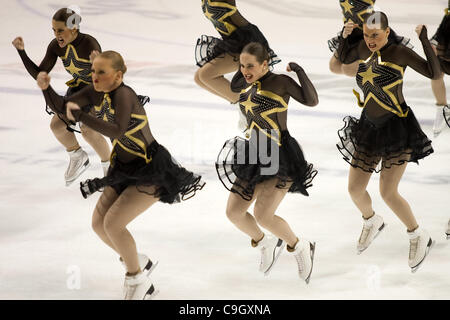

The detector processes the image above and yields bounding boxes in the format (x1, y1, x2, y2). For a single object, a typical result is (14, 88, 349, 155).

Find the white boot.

(252, 234, 285, 276)
(287, 238, 316, 284)
(101, 160, 110, 177)
(446, 219, 450, 240)
(65, 148, 90, 186)
(123, 272, 157, 300)
(408, 227, 434, 273)
(357, 213, 386, 254)
(432, 105, 446, 138)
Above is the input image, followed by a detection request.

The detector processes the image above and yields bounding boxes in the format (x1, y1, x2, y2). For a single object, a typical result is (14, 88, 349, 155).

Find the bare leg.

(195, 53, 240, 103)
(253, 179, 298, 247)
(329, 55, 344, 74)
(92, 186, 121, 253)
(81, 124, 111, 162)
(226, 191, 264, 242)
(341, 61, 359, 77)
(348, 166, 374, 219)
(49, 114, 80, 151)
(103, 186, 159, 274)
(379, 163, 418, 231)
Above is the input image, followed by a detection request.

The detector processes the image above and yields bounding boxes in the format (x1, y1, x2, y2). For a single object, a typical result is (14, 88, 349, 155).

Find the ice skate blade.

(263, 239, 285, 277)
(65, 160, 90, 186)
(143, 285, 159, 300)
(304, 242, 316, 285)
(411, 239, 434, 273)
(356, 223, 387, 255)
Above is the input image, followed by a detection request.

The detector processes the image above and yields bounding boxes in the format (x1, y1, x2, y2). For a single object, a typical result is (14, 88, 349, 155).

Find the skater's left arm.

(398, 25, 441, 80)
(71, 87, 132, 139)
(284, 62, 319, 107)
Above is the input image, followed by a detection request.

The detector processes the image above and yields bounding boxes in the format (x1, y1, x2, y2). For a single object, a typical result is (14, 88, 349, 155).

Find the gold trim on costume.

(202, 0, 237, 36)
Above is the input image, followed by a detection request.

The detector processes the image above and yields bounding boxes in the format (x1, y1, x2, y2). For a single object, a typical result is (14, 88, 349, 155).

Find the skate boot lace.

(409, 237, 419, 260)
(259, 246, 266, 269)
(125, 283, 138, 300)
(294, 249, 305, 275)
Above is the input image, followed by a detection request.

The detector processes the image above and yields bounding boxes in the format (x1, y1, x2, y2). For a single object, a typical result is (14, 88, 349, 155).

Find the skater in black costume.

(12, 8, 111, 185)
(37, 51, 205, 299)
(216, 42, 318, 283)
(335, 12, 438, 272)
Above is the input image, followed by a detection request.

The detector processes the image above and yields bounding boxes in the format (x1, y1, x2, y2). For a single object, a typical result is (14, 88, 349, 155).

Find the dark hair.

(363, 11, 389, 30)
(52, 7, 82, 30)
(241, 42, 269, 64)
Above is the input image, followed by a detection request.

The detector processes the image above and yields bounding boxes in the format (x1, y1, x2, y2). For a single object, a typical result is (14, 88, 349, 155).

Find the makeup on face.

(52, 20, 77, 47)
(239, 52, 268, 83)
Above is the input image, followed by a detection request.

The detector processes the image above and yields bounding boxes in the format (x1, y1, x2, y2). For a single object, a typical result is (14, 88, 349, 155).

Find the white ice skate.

(432, 105, 446, 138)
(408, 227, 434, 273)
(446, 219, 450, 240)
(288, 238, 316, 284)
(101, 160, 110, 177)
(65, 148, 90, 186)
(357, 213, 386, 255)
(123, 272, 158, 300)
(252, 234, 285, 276)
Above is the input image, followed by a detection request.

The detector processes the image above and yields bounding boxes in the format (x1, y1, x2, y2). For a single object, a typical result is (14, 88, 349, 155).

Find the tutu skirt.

(336, 106, 433, 173)
(195, 23, 280, 68)
(216, 130, 317, 201)
(104, 141, 205, 204)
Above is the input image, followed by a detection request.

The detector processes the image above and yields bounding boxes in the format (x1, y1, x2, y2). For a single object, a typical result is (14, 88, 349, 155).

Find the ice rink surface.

(0, 0, 449, 299)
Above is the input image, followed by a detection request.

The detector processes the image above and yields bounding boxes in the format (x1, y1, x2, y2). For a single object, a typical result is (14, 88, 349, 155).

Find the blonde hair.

(98, 51, 127, 74)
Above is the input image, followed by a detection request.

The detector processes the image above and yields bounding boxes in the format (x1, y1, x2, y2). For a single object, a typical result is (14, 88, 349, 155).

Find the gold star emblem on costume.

(358, 65, 380, 86)
(66, 59, 84, 76)
(241, 93, 258, 115)
(341, 0, 354, 14)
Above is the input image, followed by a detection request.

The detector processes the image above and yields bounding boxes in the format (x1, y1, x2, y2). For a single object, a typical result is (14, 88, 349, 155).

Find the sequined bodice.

(202, 0, 237, 36)
(239, 81, 288, 145)
(340, 0, 375, 25)
(60, 44, 92, 87)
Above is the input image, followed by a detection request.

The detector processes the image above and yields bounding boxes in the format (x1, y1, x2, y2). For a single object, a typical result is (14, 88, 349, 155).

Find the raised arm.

(13, 38, 58, 79)
(284, 62, 318, 107)
(398, 25, 441, 80)
(336, 22, 363, 64)
(72, 87, 132, 139)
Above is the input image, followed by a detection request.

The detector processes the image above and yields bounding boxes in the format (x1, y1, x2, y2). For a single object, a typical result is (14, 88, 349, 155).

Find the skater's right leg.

(430, 72, 448, 137)
(50, 114, 79, 152)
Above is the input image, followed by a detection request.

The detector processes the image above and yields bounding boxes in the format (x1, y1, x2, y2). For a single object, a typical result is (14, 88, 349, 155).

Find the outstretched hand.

(12, 37, 24, 50)
(37, 72, 51, 90)
(287, 62, 301, 72)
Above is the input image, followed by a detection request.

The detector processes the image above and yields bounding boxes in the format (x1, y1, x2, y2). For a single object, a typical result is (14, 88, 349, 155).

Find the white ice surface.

(0, 0, 449, 300)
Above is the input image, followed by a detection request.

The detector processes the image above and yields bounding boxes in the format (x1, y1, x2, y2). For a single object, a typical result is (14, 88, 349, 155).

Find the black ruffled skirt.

(90, 141, 205, 204)
(195, 23, 281, 68)
(336, 107, 433, 173)
(215, 130, 317, 201)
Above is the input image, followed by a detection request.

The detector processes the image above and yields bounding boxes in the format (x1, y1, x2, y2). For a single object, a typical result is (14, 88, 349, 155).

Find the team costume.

(216, 65, 318, 201)
(16, 32, 100, 131)
(335, 26, 439, 271)
(195, 0, 280, 68)
(41, 82, 205, 203)
(335, 27, 438, 173)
